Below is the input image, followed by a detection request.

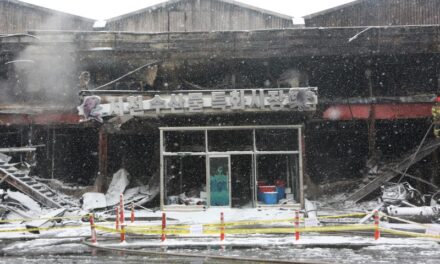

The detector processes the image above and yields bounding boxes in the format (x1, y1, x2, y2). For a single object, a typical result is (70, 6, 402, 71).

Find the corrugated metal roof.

(303, 0, 364, 19)
(106, 0, 292, 22)
(0, 0, 95, 21)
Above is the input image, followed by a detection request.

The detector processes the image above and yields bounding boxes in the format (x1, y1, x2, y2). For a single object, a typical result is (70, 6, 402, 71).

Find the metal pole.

(252, 129, 257, 207)
(160, 129, 164, 210)
(205, 129, 210, 207)
(51, 128, 55, 179)
(97, 128, 108, 192)
(298, 127, 304, 208)
(366, 68, 376, 159)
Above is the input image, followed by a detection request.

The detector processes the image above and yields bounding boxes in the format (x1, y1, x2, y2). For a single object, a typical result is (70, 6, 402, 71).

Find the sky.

(19, 0, 355, 22)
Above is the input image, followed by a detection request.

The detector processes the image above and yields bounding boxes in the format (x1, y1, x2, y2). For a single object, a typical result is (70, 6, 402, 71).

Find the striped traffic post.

(295, 210, 300, 240)
(374, 210, 380, 240)
(220, 212, 225, 241)
(115, 207, 120, 230)
(131, 202, 135, 223)
(119, 194, 126, 243)
(89, 213, 97, 244)
(161, 212, 166, 242)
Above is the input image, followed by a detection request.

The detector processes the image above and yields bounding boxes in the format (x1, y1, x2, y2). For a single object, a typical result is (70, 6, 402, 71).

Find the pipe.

(387, 206, 437, 217)
(93, 61, 160, 90)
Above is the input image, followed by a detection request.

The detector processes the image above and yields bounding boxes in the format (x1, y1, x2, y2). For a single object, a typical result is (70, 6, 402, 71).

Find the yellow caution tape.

(94, 224, 376, 236)
(0, 211, 370, 235)
(318, 213, 367, 219)
(94, 225, 117, 233)
(95, 225, 190, 235)
(380, 227, 440, 239)
(204, 219, 292, 227)
(95, 212, 369, 234)
(204, 212, 367, 227)
(127, 224, 191, 230)
(128, 228, 190, 235)
(0, 215, 87, 223)
(0, 224, 88, 233)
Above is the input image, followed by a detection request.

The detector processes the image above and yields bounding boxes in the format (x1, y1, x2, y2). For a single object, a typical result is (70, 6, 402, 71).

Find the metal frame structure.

(159, 125, 304, 210)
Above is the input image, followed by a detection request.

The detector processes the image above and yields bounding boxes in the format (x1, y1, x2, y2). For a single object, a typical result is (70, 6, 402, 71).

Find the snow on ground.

(3, 205, 440, 264)
(6, 190, 41, 213)
(3, 238, 82, 251)
(95, 235, 440, 248)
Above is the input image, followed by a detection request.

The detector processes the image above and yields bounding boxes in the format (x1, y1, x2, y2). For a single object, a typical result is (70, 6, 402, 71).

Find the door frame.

(207, 154, 231, 207)
(160, 125, 304, 211)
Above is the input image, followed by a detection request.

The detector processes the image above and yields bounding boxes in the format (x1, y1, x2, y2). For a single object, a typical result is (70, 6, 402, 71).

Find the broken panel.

(164, 155, 206, 207)
(164, 131, 205, 153)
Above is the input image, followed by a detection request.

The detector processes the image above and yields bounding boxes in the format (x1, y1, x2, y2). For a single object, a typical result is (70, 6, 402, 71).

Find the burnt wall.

(106, 133, 155, 186)
(33, 126, 99, 185)
(0, 126, 98, 185)
(305, 119, 433, 184)
(308, 54, 440, 100)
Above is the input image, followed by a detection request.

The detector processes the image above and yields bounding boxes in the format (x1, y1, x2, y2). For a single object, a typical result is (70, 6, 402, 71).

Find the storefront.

(159, 125, 304, 210)
(78, 87, 317, 210)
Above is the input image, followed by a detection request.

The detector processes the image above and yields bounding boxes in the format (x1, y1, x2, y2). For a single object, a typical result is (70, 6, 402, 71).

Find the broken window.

(256, 154, 299, 205)
(208, 130, 253, 152)
(164, 131, 205, 153)
(255, 129, 298, 151)
(164, 155, 206, 207)
(160, 126, 303, 209)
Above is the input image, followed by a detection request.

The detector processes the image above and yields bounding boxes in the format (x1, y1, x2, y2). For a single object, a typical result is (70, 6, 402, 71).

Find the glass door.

(208, 156, 231, 207)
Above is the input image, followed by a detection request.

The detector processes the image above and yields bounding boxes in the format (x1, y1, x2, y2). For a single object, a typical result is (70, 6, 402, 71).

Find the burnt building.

(0, 1, 96, 191)
(1, 0, 439, 210)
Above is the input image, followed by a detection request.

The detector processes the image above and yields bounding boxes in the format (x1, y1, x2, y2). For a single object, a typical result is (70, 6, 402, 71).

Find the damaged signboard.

(78, 88, 318, 121)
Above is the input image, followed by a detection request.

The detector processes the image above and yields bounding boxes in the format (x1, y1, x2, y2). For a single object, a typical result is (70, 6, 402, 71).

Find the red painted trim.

(0, 113, 80, 125)
(323, 103, 433, 120)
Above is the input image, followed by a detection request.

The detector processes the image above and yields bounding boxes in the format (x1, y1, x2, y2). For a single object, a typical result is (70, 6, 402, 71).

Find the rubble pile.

(80, 168, 158, 212)
(0, 151, 158, 234)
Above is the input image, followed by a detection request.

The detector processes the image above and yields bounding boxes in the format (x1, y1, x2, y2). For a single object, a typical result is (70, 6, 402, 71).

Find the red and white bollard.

(89, 213, 98, 244)
(120, 223, 126, 243)
(119, 194, 125, 224)
(119, 194, 126, 243)
(295, 210, 300, 241)
(220, 212, 225, 242)
(131, 203, 135, 223)
(115, 207, 120, 230)
(161, 212, 166, 242)
(374, 210, 380, 240)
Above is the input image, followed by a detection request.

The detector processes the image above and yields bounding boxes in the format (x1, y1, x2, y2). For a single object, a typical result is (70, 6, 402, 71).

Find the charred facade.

(0, 0, 440, 209)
